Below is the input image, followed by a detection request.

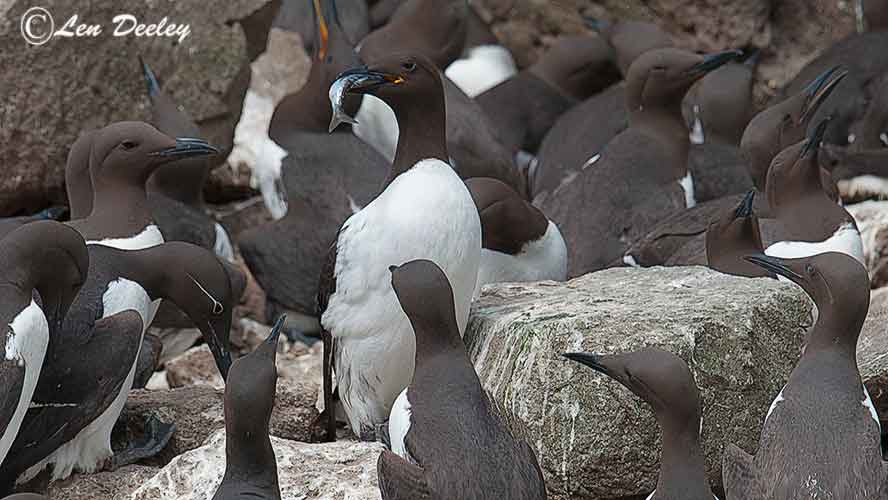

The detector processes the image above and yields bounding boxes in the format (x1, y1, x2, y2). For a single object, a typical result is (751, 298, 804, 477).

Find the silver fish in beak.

(328, 73, 362, 133)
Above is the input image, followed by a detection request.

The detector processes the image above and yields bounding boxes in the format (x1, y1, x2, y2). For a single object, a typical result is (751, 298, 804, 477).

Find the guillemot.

(537, 48, 741, 276)
(0, 222, 88, 472)
(212, 316, 285, 500)
(1, 242, 233, 487)
(465, 177, 566, 296)
(243, 0, 388, 333)
(705, 191, 775, 278)
(564, 348, 717, 500)
(139, 58, 233, 261)
(380, 259, 546, 499)
(724, 252, 887, 498)
(626, 67, 848, 267)
(320, 54, 482, 441)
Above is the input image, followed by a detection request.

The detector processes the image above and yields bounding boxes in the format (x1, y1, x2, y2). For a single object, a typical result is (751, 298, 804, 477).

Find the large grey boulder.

(127, 430, 384, 500)
(465, 266, 812, 498)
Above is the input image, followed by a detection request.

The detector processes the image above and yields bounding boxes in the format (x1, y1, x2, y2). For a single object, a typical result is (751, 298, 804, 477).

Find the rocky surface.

(474, 0, 856, 105)
(127, 430, 384, 500)
(44, 465, 160, 500)
(859, 286, 888, 422)
(465, 266, 812, 498)
(848, 201, 888, 288)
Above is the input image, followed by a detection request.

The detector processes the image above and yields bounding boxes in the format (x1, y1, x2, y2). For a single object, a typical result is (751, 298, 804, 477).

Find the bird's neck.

(224, 432, 279, 485)
(656, 420, 711, 497)
(630, 102, 690, 180)
(388, 95, 449, 185)
(85, 182, 154, 237)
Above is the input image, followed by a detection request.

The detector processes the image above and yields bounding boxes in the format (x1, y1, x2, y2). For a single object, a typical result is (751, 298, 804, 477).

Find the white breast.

(474, 221, 567, 296)
(353, 95, 399, 163)
(0, 301, 48, 466)
(388, 388, 415, 463)
(321, 159, 482, 435)
(445, 45, 517, 98)
(679, 172, 696, 208)
(20, 279, 152, 483)
(212, 222, 235, 262)
(765, 385, 786, 423)
(863, 384, 880, 431)
(87, 224, 164, 251)
(226, 89, 289, 219)
(765, 222, 864, 266)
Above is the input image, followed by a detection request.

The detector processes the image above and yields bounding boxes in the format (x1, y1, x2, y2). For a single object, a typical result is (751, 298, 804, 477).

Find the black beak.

(334, 67, 403, 95)
(265, 314, 286, 347)
(389, 265, 398, 273)
(801, 116, 831, 159)
(734, 190, 756, 218)
(688, 50, 744, 75)
(138, 55, 161, 98)
(562, 352, 609, 375)
(150, 138, 220, 158)
(800, 66, 848, 123)
(36, 206, 68, 221)
(744, 254, 803, 281)
(203, 320, 232, 381)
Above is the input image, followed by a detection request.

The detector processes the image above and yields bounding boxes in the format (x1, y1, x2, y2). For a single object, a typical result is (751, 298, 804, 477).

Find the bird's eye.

(805, 264, 815, 275)
(652, 65, 666, 72)
(121, 141, 138, 151)
(402, 62, 417, 72)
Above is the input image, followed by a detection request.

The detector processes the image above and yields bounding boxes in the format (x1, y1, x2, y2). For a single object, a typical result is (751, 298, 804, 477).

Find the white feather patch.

(474, 221, 567, 296)
(765, 222, 864, 266)
(87, 224, 163, 250)
(0, 301, 49, 465)
(445, 45, 517, 98)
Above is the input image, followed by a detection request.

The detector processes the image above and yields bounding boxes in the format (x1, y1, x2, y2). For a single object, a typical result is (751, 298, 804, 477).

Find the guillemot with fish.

(320, 53, 481, 442)
(242, 0, 388, 335)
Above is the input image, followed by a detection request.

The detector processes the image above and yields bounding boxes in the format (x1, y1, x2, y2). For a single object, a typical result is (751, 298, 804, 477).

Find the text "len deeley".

(56, 14, 191, 43)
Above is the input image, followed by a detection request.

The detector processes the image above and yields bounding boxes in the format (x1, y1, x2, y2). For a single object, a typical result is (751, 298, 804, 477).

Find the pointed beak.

(744, 254, 804, 282)
(562, 352, 609, 375)
(205, 321, 232, 380)
(266, 315, 285, 347)
(734, 190, 756, 218)
(334, 67, 404, 95)
(800, 66, 848, 124)
(741, 47, 762, 67)
(687, 49, 744, 76)
(801, 116, 831, 159)
(138, 55, 161, 98)
(150, 138, 220, 158)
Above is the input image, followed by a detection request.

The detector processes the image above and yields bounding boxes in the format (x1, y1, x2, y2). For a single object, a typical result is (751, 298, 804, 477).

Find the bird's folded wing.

(722, 443, 762, 500)
(377, 450, 433, 500)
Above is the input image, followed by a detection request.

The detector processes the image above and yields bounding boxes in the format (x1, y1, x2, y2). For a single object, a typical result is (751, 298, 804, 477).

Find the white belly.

(388, 388, 415, 462)
(445, 45, 517, 98)
(353, 95, 399, 163)
(679, 172, 696, 208)
(322, 160, 481, 435)
(0, 301, 48, 466)
(20, 279, 152, 482)
(86, 224, 164, 251)
(474, 221, 567, 296)
(212, 222, 235, 262)
(765, 222, 864, 267)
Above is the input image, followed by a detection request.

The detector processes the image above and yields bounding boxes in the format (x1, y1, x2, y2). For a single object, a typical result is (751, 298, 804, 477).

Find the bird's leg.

(323, 330, 336, 442)
(107, 414, 175, 470)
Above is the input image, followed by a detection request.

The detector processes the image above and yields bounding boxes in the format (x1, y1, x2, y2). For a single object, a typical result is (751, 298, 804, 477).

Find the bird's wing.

(377, 450, 433, 500)
(1, 310, 143, 479)
(722, 443, 762, 500)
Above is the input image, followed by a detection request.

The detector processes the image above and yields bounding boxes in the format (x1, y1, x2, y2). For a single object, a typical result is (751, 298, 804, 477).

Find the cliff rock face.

(0, 0, 274, 215)
(465, 266, 812, 498)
